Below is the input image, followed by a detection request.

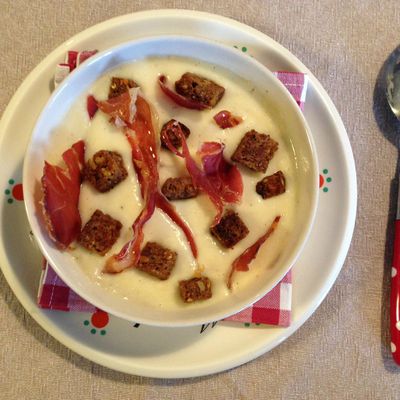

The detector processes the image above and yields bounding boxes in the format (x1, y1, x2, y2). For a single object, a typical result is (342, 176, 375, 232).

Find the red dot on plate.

(12, 183, 24, 201)
(319, 174, 324, 188)
(91, 310, 109, 328)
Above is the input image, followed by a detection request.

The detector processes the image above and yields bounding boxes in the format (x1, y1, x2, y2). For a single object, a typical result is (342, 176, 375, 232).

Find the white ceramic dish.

(0, 10, 356, 377)
(23, 36, 318, 327)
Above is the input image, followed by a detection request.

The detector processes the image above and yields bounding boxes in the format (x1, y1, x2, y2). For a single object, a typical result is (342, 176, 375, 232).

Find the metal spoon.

(386, 57, 400, 365)
(387, 58, 400, 118)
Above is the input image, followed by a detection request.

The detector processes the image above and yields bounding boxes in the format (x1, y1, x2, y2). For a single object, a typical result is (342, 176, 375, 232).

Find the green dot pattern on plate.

(320, 168, 332, 193)
(84, 320, 89, 326)
(100, 330, 106, 336)
(90, 328, 96, 334)
(5, 178, 24, 204)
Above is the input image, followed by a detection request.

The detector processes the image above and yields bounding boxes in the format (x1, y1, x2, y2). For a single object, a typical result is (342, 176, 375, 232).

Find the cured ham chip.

(199, 142, 243, 204)
(86, 95, 98, 119)
(213, 110, 242, 129)
(97, 91, 198, 273)
(162, 125, 243, 225)
(41, 140, 85, 248)
(227, 216, 281, 289)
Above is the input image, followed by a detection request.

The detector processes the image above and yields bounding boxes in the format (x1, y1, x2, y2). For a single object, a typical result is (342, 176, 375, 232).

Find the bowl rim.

(23, 34, 319, 327)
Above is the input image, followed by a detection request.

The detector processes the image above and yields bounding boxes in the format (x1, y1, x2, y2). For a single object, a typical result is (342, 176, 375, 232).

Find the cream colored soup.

(47, 56, 297, 311)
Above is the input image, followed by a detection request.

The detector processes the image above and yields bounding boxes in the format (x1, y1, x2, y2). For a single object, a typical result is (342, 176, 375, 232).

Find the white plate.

(0, 10, 356, 378)
(24, 36, 318, 327)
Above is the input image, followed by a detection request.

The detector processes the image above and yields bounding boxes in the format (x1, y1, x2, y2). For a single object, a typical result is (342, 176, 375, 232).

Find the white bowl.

(23, 36, 318, 327)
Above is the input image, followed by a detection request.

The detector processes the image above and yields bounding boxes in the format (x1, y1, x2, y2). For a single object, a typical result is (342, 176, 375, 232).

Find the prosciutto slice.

(98, 92, 197, 273)
(105, 191, 157, 273)
(86, 95, 98, 119)
(162, 128, 243, 225)
(155, 192, 198, 259)
(158, 75, 209, 110)
(213, 110, 242, 129)
(198, 142, 243, 204)
(227, 216, 281, 289)
(97, 88, 139, 126)
(41, 140, 85, 248)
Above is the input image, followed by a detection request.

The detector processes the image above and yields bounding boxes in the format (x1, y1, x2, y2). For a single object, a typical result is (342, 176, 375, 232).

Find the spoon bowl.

(386, 58, 400, 120)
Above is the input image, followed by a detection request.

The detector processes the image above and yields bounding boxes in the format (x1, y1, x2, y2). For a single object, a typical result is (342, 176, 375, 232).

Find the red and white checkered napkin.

(38, 261, 292, 326)
(39, 262, 97, 313)
(274, 71, 308, 111)
(224, 270, 292, 326)
(37, 53, 308, 327)
(54, 50, 98, 87)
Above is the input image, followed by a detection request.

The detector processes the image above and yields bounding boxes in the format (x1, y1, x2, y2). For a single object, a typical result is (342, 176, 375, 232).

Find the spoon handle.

(391, 218, 400, 364)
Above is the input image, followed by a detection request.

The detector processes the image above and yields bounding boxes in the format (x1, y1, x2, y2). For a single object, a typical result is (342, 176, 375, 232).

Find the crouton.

(175, 72, 225, 108)
(78, 209, 122, 255)
(210, 210, 249, 248)
(161, 176, 198, 200)
(256, 171, 286, 199)
(136, 242, 177, 280)
(231, 130, 278, 172)
(83, 150, 128, 193)
(160, 119, 191, 150)
(108, 77, 138, 99)
(179, 276, 212, 303)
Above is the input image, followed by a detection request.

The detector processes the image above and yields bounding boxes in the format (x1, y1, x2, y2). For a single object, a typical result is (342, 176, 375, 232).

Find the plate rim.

(0, 9, 357, 378)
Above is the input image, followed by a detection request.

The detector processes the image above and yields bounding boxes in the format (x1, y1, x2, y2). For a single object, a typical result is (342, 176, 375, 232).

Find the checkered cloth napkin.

(37, 52, 309, 327)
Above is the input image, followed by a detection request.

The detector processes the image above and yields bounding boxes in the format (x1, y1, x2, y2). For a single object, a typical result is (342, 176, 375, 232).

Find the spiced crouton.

(179, 276, 212, 303)
(78, 209, 122, 255)
(161, 176, 198, 200)
(160, 119, 191, 150)
(231, 130, 279, 172)
(256, 170, 286, 199)
(108, 77, 138, 99)
(210, 210, 249, 248)
(136, 242, 177, 280)
(175, 72, 225, 108)
(83, 150, 128, 193)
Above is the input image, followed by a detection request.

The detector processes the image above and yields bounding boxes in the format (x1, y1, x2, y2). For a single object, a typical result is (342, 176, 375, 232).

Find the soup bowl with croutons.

(23, 36, 318, 327)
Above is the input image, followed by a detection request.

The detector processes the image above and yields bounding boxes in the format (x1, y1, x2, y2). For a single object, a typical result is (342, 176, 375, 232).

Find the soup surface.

(44, 56, 298, 311)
